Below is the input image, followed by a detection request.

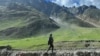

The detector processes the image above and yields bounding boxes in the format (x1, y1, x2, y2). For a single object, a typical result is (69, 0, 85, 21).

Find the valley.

(0, 0, 100, 52)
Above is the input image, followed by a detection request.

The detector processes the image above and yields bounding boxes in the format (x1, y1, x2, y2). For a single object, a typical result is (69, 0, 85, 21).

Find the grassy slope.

(0, 18, 24, 31)
(0, 25, 100, 50)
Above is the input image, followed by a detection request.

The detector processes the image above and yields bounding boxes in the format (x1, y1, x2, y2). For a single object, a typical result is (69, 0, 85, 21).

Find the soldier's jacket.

(48, 37, 53, 45)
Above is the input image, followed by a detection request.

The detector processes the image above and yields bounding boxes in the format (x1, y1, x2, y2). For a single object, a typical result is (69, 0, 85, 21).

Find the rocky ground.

(1, 48, 100, 56)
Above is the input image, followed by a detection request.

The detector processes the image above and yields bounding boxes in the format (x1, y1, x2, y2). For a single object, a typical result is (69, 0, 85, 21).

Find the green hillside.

(0, 26, 100, 50)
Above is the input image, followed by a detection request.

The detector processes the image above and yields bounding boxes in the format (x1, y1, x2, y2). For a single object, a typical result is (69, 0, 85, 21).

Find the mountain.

(75, 5, 100, 27)
(0, 0, 63, 16)
(68, 5, 89, 15)
(0, 0, 100, 38)
(0, 3, 59, 38)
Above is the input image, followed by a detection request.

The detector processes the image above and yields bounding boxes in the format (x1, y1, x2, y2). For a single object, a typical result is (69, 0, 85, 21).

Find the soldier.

(47, 34, 54, 53)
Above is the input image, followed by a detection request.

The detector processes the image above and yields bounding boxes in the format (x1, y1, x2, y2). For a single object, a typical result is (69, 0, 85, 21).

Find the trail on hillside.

(50, 16, 69, 27)
(76, 16, 100, 28)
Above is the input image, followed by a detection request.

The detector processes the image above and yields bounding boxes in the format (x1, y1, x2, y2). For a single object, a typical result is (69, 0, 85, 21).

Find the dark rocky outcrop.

(0, 45, 12, 50)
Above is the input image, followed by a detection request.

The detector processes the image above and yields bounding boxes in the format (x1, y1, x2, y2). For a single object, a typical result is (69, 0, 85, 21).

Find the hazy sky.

(45, 0, 100, 8)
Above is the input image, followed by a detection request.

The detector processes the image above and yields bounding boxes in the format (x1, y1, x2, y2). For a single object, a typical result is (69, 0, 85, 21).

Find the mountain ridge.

(0, 0, 100, 38)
